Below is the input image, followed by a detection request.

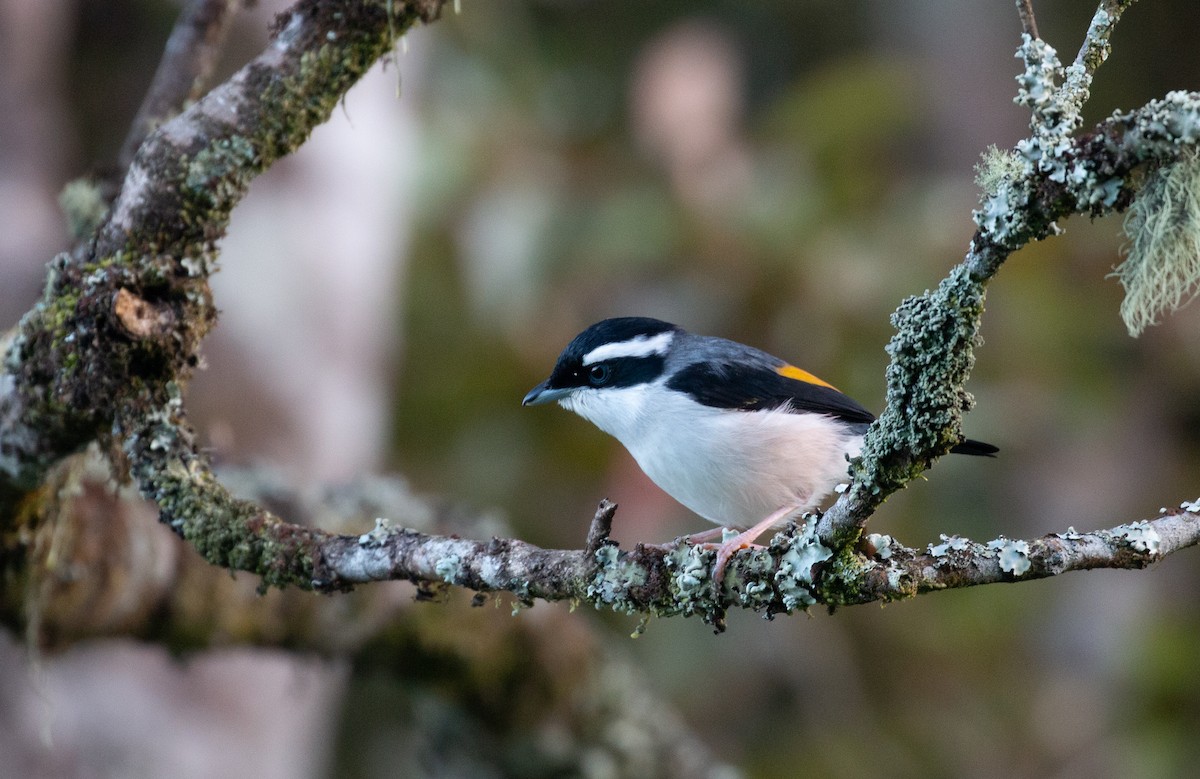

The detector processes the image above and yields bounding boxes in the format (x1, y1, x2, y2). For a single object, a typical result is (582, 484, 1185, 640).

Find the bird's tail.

(950, 438, 998, 457)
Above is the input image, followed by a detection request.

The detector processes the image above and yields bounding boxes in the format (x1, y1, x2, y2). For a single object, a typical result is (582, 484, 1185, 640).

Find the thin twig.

(585, 500, 618, 554)
(1016, 0, 1040, 39)
(116, 0, 242, 172)
(1059, 0, 1139, 118)
(1072, 0, 1137, 75)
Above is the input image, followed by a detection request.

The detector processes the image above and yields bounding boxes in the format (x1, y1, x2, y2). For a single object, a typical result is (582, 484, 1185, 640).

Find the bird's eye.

(588, 364, 611, 386)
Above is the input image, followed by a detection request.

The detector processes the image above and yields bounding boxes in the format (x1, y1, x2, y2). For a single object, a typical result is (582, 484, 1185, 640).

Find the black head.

(522, 317, 681, 406)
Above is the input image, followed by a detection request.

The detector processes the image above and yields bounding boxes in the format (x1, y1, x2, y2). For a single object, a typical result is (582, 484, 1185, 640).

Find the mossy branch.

(2, 0, 444, 492)
(2, 0, 1199, 640)
(818, 3, 1199, 547)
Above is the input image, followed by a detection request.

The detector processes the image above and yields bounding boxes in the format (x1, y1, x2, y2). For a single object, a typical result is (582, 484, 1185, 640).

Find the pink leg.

(682, 526, 728, 545)
(641, 525, 730, 553)
(711, 505, 799, 587)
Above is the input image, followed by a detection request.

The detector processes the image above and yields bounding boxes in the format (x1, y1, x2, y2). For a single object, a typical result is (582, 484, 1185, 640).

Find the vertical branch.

(1016, 0, 1040, 40)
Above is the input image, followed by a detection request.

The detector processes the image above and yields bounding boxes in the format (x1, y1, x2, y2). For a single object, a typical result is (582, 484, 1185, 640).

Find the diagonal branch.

(812, 3, 1189, 550)
(814, 91, 1200, 547)
(1, 0, 445, 496)
(116, 0, 244, 173)
(1060, 0, 1139, 121)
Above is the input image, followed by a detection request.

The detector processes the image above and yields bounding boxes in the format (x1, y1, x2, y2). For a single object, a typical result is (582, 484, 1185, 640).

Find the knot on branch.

(113, 288, 177, 341)
(585, 500, 617, 554)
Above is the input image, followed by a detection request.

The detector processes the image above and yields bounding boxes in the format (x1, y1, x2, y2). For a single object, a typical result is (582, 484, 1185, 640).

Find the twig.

(1072, 0, 1138, 77)
(1059, 0, 1140, 120)
(585, 499, 618, 554)
(117, 0, 243, 172)
(1016, 0, 1040, 40)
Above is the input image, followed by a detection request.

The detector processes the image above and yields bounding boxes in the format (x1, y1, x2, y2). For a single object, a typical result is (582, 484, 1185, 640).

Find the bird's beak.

(522, 380, 571, 407)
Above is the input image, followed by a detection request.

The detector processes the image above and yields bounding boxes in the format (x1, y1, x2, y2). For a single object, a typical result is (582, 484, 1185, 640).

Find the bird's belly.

(627, 407, 861, 529)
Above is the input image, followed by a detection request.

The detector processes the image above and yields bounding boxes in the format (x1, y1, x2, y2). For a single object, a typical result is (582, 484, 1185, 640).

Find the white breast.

(561, 384, 862, 529)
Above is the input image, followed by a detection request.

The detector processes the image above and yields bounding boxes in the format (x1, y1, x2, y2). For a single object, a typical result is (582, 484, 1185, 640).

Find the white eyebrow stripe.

(582, 331, 674, 365)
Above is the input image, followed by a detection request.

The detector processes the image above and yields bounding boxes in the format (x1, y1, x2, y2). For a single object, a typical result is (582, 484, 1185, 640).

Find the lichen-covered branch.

(1063, 0, 1137, 115)
(1, 0, 444, 493)
(2, 0, 1198, 639)
(0, 0, 445, 629)
(117, 384, 599, 597)
(116, 0, 244, 172)
(2, 455, 730, 777)
(92, 389, 1200, 635)
(301, 499, 1200, 636)
(816, 4, 1198, 548)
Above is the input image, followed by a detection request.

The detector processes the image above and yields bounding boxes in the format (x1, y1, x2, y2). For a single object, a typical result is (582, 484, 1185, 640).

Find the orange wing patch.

(776, 363, 838, 390)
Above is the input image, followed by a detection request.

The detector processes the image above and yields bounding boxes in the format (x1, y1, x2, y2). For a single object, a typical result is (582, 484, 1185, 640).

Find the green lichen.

(974, 145, 1026, 198)
(1116, 521, 1161, 554)
(434, 554, 463, 584)
(58, 179, 109, 240)
(928, 534, 972, 556)
(184, 136, 260, 212)
(805, 540, 873, 606)
(123, 385, 321, 591)
(987, 537, 1033, 575)
(258, 19, 396, 160)
(1113, 148, 1200, 335)
(668, 545, 711, 600)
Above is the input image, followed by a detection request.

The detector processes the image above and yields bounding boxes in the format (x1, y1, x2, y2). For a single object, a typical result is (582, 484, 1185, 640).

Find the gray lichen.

(986, 537, 1033, 576)
(1113, 148, 1200, 335)
(588, 544, 648, 614)
(1116, 521, 1161, 554)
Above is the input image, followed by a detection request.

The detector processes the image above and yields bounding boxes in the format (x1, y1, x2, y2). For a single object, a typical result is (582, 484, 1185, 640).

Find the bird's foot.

(707, 532, 769, 587)
(707, 505, 800, 589)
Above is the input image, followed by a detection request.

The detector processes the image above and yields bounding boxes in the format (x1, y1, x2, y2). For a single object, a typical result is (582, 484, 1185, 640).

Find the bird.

(522, 316, 996, 584)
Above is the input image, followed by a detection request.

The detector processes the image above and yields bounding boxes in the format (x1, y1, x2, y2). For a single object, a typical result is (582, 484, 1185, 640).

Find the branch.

(817, 2, 1187, 545)
(813, 90, 1200, 544)
(116, 0, 244, 173)
(1062, 0, 1138, 116)
(322, 506, 1200, 635)
(2, 0, 1197, 639)
(104, 392, 1200, 635)
(2, 0, 444, 493)
(101, 385, 1200, 634)
(3, 455, 727, 775)
(1015, 0, 1040, 40)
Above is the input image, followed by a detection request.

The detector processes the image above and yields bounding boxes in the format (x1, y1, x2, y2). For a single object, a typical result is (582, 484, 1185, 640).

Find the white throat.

(559, 383, 654, 443)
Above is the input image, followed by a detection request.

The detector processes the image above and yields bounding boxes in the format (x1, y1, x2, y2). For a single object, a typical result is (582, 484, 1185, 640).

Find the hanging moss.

(1114, 148, 1200, 336)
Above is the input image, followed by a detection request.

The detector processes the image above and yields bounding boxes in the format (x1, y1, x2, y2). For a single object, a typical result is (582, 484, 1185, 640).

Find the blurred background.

(2, 0, 1200, 776)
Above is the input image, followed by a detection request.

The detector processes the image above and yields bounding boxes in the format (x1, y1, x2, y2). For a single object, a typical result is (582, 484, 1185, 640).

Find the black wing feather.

(666, 362, 876, 425)
(950, 438, 998, 456)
